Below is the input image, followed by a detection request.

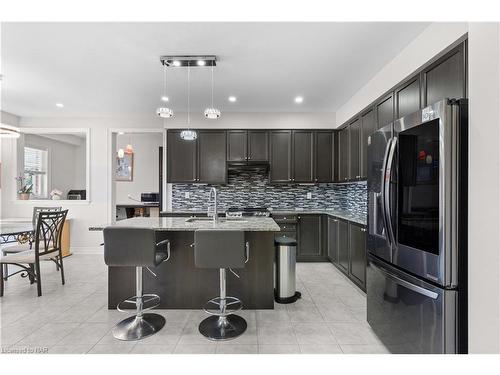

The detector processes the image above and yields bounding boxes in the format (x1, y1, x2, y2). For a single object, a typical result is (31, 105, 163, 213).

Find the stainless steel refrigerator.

(366, 99, 468, 354)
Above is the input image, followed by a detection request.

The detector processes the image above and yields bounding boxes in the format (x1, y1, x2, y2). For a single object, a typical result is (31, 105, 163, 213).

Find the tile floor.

(0, 253, 389, 354)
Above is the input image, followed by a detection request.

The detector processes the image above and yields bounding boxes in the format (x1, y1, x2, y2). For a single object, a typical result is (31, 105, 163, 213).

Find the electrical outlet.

(185, 192, 190, 199)
(307, 192, 312, 199)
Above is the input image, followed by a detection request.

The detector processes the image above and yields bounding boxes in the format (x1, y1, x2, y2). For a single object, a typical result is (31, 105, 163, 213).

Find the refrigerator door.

(367, 123, 394, 262)
(393, 99, 464, 287)
(367, 254, 457, 354)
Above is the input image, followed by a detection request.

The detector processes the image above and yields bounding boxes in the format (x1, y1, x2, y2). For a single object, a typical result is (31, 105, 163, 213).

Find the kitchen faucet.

(207, 187, 218, 225)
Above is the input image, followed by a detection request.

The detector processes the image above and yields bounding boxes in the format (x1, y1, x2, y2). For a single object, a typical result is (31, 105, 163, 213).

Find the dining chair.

(1, 206, 62, 280)
(0, 210, 68, 297)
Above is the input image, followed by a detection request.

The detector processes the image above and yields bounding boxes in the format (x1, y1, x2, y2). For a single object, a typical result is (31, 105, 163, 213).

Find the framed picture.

(116, 152, 134, 181)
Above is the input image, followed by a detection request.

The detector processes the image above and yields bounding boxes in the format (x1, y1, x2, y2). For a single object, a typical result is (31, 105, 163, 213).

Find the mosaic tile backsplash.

(171, 170, 367, 217)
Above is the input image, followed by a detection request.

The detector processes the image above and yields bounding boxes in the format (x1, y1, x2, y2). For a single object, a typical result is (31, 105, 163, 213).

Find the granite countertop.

(89, 216, 280, 232)
(160, 209, 367, 226)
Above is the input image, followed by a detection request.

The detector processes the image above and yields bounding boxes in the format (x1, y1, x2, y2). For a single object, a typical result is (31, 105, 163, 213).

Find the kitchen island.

(90, 216, 280, 309)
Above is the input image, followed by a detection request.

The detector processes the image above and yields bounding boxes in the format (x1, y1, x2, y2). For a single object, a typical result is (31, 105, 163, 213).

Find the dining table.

(0, 218, 34, 245)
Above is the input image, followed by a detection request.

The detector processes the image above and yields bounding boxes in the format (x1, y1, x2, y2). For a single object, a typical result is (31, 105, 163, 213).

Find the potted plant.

(15, 175, 33, 200)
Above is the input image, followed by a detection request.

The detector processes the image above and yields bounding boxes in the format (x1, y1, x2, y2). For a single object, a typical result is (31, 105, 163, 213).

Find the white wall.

(467, 22, 500, 354)
(115, 133, 162, 204)
(335, 22, 468, 126)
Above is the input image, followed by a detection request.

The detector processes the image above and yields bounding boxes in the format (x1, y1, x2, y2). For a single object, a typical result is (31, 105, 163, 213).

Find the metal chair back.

(34, 210, 68, 257)
(32, 206, 62, 228)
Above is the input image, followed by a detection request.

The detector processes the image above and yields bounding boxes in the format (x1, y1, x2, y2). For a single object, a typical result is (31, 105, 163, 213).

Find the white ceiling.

(1, 22, 430, 117)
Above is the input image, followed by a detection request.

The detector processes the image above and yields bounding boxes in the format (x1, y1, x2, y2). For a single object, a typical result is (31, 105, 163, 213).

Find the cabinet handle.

(360, 228, 366, 232)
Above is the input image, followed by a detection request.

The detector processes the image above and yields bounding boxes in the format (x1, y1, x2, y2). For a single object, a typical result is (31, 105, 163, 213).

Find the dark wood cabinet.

(338, 127, 349, 182)
(167, 130, 226, 183)
(337, 219, 349, 273)
(349, 118, 360, 180)
(423, 44, 466, 107)
(315, 131, 334, 183)
(198, 130, 227, 184)
(327, 216, 339, 263)
(228, 130, 269, 162)
(360, 109, 376, 178)
(396, 75, 421, 118)
(248, 130, 269, 161)
(292, 130, 314, 183)
(349, 223, 366, 289)
(376, 93, 394, 129)
(297, 214, 323, 261)
(167, 130, 197, 183)
(269, 130, 292, 183)
(227, 130, 247, 161)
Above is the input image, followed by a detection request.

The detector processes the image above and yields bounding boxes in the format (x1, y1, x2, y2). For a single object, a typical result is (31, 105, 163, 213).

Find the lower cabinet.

(348, 223, 367, 290)
(337, 219, 349, 273)
(327, 216, 339, 263)
(297, 214, 324, 261)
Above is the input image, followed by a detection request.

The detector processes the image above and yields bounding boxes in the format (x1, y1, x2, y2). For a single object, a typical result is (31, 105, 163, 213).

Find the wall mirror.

(15, 128, 90, 202)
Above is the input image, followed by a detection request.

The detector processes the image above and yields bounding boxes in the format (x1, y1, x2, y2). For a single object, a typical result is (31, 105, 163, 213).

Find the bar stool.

(194, 229, 249, 341)
(103, 227, 170, 341)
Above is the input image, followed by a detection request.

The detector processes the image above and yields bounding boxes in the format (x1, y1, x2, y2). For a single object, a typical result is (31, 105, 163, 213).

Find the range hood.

(227, 161, 270, 172)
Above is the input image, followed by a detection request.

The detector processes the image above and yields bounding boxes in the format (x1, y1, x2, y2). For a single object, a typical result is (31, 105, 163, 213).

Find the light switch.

(307, 192, 312, 199)
(185, 192, 190, 199)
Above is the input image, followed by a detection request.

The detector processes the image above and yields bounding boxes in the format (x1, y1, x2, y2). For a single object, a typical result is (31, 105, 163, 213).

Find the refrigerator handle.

(371, 260, 439, 299)
(380, 138, 393, 254)
(384, 137, 397, 250)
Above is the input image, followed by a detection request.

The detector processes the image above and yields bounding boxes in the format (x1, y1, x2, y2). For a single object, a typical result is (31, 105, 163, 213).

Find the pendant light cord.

(163, 64, 167, 98)
(211, 64, 214, 108)
(187, 62, 190, 126)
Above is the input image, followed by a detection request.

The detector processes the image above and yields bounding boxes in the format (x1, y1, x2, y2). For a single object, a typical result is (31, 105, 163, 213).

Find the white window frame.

(23, 145, 49, 198)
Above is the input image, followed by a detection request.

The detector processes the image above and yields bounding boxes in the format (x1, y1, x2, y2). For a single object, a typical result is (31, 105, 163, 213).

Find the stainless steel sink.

(184, 217, 248, 223)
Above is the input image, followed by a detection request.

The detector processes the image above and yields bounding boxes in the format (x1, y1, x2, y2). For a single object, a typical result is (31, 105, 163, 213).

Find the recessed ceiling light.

(197, 60, 206, 66)
(294, 96, 304, 104)
(118, 132, 125, 135)
(161, 96, 169, 102)
(55, 103, 64, 108)
(172, 60, 181, 67)
(228, 96, 237, 103)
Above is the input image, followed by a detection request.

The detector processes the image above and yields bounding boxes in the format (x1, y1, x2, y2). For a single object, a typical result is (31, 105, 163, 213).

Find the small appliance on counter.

(67, 189, 86, 200)
(141, 192, 160, 205)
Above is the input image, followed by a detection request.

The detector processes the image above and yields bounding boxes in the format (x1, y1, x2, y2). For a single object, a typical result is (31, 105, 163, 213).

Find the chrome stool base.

(112, 313, 166, 341)
(199, 314, 247, 341)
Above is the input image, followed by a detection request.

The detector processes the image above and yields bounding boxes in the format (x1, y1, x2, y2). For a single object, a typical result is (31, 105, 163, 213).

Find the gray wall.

(171, 170, 367, 217)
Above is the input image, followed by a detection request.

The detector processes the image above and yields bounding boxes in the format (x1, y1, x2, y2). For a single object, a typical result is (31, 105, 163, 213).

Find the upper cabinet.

(315, 131, 335, 183)
(269, 130, 292, 183)
(360, 108, 376, 178)
(227, 130, 269, 162)
(349, 118, 361, 180)
(292, 130, 314, 183)
(423, 44, 466, 106)
(338, 126, 349, 182)
(167, 130, 227, 184)
(396, 75, 421, 118)
(376, 93, 394, 129)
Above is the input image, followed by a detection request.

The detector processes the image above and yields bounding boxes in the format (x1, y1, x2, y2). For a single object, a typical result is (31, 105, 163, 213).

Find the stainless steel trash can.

(274, 236, 301, 304)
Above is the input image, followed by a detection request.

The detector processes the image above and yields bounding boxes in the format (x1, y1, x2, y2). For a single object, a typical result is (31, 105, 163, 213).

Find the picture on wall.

(116, 152, 134, 181)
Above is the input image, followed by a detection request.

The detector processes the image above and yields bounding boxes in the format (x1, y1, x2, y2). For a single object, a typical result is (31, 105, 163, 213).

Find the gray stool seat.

(194, 229, 249, 341)
(103, 227, 171, 341)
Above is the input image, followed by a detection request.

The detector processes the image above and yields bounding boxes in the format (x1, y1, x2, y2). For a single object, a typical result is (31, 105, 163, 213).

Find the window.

(24, 146, 48, 198)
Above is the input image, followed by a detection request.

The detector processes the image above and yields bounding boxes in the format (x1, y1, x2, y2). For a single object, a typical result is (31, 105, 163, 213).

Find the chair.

(103, 227, 171, 341)
(0, 210, 68, 297)
(194, 229, 249, 341)
(2, 206, 62, 280)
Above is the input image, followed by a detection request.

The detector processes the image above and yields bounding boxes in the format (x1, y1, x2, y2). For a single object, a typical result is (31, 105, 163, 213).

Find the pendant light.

(0, 123, 20, 138)
(156, 64, 174, 118)
(180, 62, 197, 141)
(204, 64, 221, 119)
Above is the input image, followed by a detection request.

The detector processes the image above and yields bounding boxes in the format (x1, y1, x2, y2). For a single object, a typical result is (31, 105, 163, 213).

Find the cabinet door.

(360, 109, 376, 178)
(376, 93, 394, 129)
(396, 75, 421, 118)
(269, 130, 292, 183)
(349, 118, 360, 180)
(167, 130, 197, 183)
(315, 131, 334, 183)
(349, 223, 367, 289)
(327, 216, 339, 264)
(248, 130, 269, 161)
(338, 219, 349, 273)
(423, 44, 465, 106)
(197, 130, 227, 184)
(338, 127, 349, 182)
(297, 215, 322, 260)
(292, 130, 314, 183)
(227, 130, 247, 161)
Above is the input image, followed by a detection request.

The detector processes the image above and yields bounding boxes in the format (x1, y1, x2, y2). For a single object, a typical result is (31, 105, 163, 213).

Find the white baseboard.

(70, 246, 103, 255)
